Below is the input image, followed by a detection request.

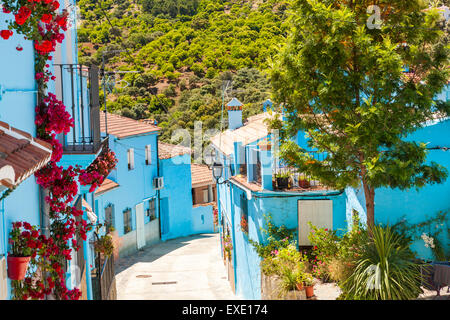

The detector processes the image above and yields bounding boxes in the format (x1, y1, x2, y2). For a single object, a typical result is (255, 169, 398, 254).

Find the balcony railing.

(54, 64, 106, 154)
(273, 151, 327, 190)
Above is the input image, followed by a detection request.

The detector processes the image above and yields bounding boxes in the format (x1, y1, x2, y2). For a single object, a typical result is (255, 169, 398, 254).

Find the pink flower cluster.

(35, 93, 74, 136)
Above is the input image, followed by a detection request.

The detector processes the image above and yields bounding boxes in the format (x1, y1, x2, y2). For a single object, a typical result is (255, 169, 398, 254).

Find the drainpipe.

(156, 135, 161, 240)
(229, 181, 238, 294)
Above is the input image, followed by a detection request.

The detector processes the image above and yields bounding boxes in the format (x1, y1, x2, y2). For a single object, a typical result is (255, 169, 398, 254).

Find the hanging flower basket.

(7, 222, 40, 281)
(7, 255, 31, 281)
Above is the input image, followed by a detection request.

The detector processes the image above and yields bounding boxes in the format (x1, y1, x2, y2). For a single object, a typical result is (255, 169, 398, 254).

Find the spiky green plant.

(340, 225, 422, 300)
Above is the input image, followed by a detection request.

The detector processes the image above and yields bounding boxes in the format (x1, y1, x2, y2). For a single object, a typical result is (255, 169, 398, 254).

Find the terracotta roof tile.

(0, 122, 52, 188)
(158, 142, 191, 160)
(191, 164, 214, 187)
(95, 178, 119, 195)
(100, 112, 161, 139)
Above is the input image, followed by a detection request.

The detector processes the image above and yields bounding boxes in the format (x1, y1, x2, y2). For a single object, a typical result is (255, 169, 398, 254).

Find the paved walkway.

(115, 233, 237, 300)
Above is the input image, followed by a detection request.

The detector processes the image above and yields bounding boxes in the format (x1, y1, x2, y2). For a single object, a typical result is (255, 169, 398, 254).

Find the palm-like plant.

(340, 225, 422, 300)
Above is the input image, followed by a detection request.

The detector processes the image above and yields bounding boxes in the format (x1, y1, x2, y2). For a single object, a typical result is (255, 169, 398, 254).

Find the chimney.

(227, 98, 243, 130)
(263, 99, 273, 112)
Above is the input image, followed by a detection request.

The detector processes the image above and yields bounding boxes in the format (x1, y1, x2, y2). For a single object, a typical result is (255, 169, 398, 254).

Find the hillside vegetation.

(77, 0, 289, 141)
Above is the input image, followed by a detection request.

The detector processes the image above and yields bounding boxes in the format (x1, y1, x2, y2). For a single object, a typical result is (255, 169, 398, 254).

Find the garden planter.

(299, 179, 310, 188)
(295, 283, 304, 291)
(276, 177, 289, 189)
(304, 285, 314, 298)
(259, 144, 271, 151)
(7, 255, 31, 280)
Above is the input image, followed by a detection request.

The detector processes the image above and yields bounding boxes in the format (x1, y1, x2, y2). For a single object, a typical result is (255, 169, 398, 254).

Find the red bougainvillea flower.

(14, 6, 32, 26)
(34, 40, 54, 54)
(2, 7, 11, 14)
(41, 14, 53, 24)
(52, 1, 60, 11)
(16, 45, 23, 51)
(0, 30, 13, 40)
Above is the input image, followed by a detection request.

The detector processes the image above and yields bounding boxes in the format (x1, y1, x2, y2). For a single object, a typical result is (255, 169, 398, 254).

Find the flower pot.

(299, 179, 310, 189)
(296, 283, 304, 291)
(259, 144, 271, 151)
(304, 285, 314, 298)
(276, 177, 289, 189)
(7, 255, 31, 280)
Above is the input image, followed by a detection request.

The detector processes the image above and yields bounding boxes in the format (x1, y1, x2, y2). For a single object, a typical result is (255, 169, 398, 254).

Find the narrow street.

(115, 234, 238, 300)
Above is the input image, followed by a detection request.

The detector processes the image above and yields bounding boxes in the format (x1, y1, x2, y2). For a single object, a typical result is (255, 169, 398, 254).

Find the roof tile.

(100, 112, 161, 139)
(0, 123, 52, 188)
(158, 142, 191, 160)
(191, 164, 214, 187)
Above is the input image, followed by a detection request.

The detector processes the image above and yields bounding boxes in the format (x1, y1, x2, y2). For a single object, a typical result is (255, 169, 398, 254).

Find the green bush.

(339, 225, 422, 300)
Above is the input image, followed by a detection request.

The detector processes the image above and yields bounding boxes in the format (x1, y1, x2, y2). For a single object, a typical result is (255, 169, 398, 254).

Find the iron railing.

(54, 64, 106, 154)
(273, 151, 328, 189)
(252, 149, 262, 185)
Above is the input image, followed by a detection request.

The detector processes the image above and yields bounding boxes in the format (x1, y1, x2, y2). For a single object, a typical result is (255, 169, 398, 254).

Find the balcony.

(231, 143, 328, 192)
(272, 151, 327, 191)
(54, 64, 108, 155)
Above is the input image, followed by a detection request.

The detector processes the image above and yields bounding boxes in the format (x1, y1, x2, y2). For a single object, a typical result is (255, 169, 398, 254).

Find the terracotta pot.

(295, 283, 304, 291)
(7, 255, 31, 280)
(304, 285, 314, 298)
(259, 144, 271, 151)
(299, 179, 310, 188)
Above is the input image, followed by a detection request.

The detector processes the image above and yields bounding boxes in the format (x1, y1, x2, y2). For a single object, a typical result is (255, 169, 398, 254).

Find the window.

(123, 208, 132, 234)
(145, 145, 152, 165)
(127, 148, 135, 170)
(203, 189, 209, 203)
(105, 205, 115, 233)
(146, 199, 156, 221)
(240, 193, 249, 234)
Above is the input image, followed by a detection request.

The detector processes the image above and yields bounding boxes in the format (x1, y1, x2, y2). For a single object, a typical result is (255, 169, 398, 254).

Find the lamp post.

(212, 161, 224, 183)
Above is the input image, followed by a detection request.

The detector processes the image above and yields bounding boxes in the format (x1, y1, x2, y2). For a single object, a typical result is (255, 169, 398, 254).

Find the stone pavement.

(115, 233, 238, 300)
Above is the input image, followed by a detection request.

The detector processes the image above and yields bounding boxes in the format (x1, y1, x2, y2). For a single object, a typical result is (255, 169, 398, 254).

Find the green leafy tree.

(270, 0, 449, 230)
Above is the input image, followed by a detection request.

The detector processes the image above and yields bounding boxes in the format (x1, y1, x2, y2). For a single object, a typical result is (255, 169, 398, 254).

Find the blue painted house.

(211, 93, 450, 299)
(94, 113, 217, 259)
(210, 98, 350, 299)
(0, 0, 114, 300)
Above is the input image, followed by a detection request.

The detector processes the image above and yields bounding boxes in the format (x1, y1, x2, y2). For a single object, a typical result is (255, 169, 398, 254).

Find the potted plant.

(295, 272, 305, 291)
(94, 234, 114, 258)
(240, 215, 249, 234)
(299, 178, 311, 189)
(224, 235, 233, 260)
(303, 273, 315, 298)
(7, 222, 39, 280)
(275, 172, 290, 189)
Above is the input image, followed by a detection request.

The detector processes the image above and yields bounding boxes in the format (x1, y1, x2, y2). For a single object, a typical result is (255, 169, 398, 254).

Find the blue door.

(160, 197, 170, 236)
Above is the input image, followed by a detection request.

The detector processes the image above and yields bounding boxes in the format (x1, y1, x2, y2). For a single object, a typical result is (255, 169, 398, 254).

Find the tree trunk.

(362, 180, 375, 232)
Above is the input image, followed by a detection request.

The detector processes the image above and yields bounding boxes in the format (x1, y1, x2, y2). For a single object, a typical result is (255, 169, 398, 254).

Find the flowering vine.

(1, 0, 117, 300)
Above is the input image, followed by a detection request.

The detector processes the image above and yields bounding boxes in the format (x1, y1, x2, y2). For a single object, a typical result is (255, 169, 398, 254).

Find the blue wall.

(355, 119, 450, 260)
(218, 175, 347, 299)
(95, 132, 159, 238)
(191, 204, 216, 234)
(159, 153, 194, 241)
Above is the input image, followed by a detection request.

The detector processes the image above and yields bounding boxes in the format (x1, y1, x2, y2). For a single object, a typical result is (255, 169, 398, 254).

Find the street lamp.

(212, 161, 224, 183)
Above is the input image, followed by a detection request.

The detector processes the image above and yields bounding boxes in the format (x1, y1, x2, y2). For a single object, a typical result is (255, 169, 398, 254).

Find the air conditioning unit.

(153, 177, 164, 190)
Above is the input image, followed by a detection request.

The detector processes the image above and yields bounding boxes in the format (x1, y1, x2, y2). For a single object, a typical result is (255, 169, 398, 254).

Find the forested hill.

(77, 0, 289, 141)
